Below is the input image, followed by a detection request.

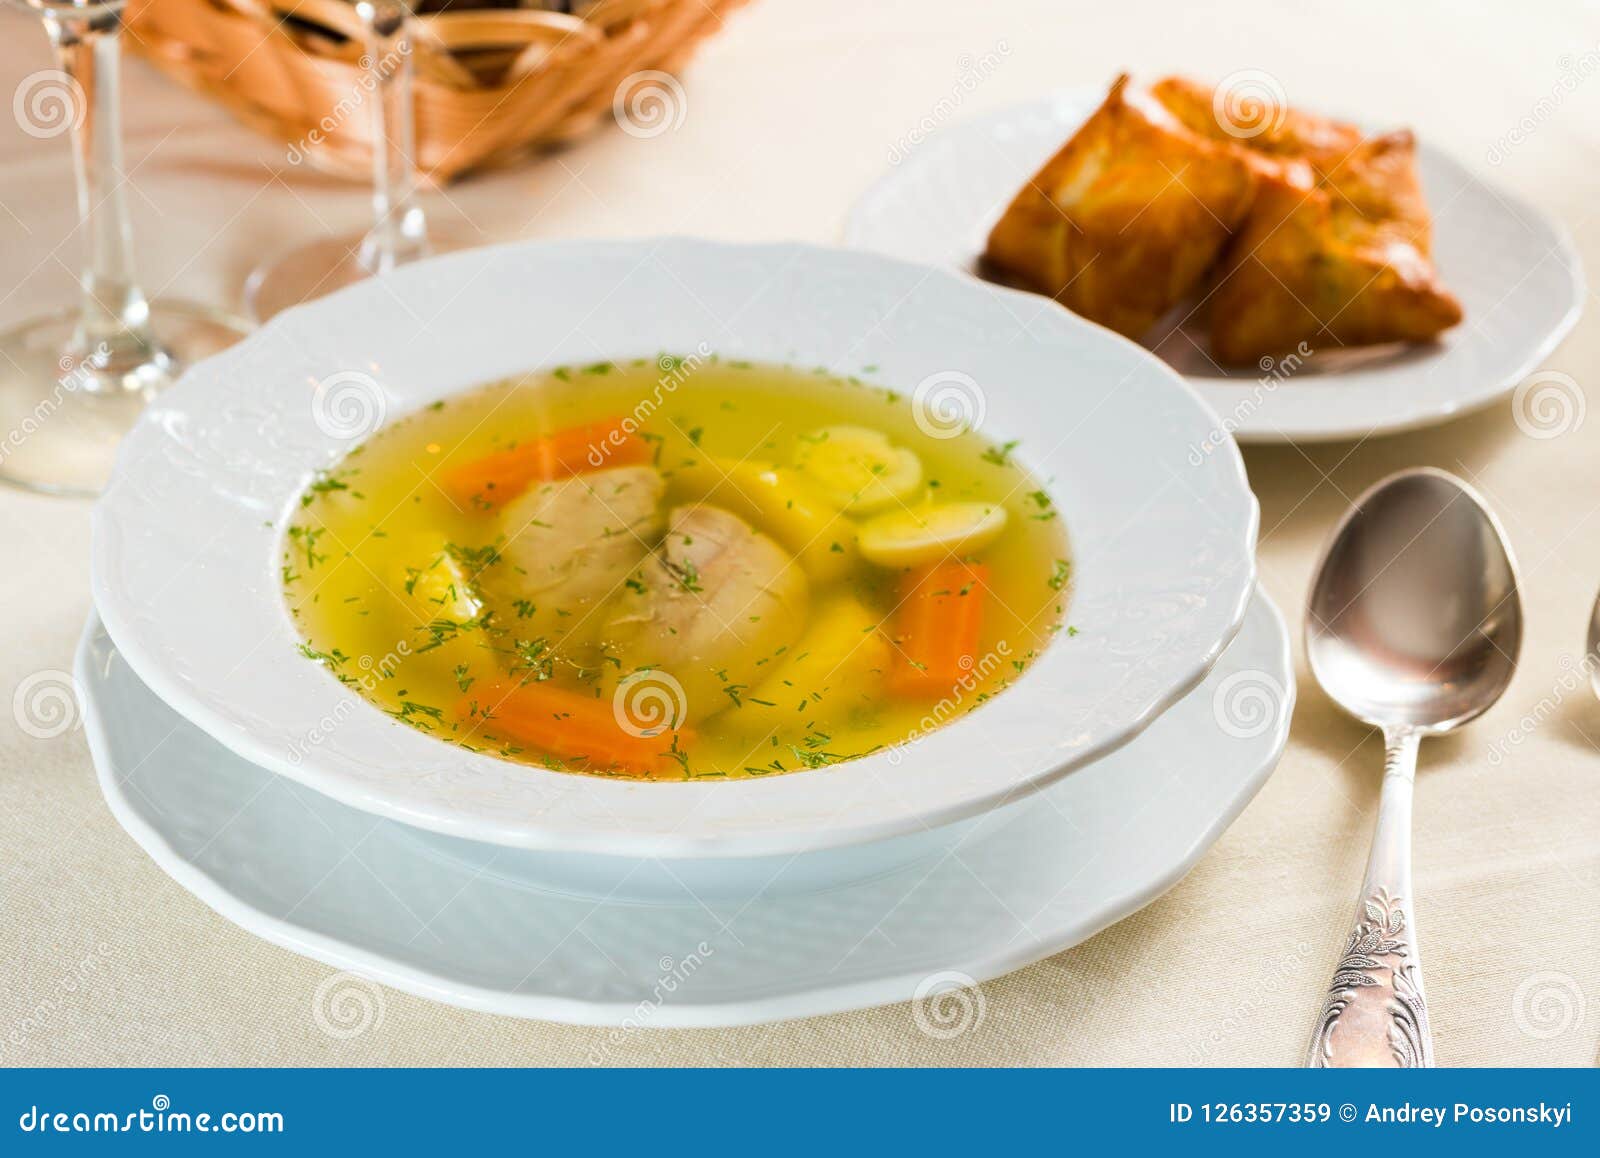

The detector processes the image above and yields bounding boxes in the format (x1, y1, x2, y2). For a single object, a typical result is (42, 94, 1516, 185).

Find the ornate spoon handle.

(1307, 728, 1434, 1067)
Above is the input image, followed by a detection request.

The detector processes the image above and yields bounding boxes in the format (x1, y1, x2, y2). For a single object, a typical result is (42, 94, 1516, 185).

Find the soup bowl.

(91, 238, 1257, 859)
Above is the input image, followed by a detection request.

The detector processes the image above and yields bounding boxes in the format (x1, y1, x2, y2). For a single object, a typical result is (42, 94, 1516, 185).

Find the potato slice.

(740, 593, 892, 719)
(792, 425, 923, 514)
(395, 541, 492, 683)
(669, 456, 858, 582)
(858, 502, 1008, 568)
(399, 546, 481, 621)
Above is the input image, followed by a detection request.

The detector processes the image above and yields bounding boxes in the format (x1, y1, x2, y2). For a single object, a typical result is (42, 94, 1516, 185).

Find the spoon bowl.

(1308, 467, 1522, 734)
(1303, 467, 1522, 1068)
(1585, 587, 1600, 699)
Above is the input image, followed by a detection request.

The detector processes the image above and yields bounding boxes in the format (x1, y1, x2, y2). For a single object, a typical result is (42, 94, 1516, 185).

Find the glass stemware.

(0, 0, 251, 497)
(244, 0, 468, 322)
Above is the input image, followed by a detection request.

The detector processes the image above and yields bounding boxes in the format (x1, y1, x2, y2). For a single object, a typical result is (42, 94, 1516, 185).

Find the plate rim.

(843, 90, 1587, 444)
(89, 236, 1259, 858)
(79, 588, 1293, 1028)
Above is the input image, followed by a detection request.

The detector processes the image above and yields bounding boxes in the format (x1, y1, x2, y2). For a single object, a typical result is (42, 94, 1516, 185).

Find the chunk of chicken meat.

(606, 504, 809, 721)
(482, 465, 665, 650)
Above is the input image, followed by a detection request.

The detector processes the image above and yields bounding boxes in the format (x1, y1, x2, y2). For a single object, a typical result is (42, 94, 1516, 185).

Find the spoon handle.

(1306, 728, 1434, 1067)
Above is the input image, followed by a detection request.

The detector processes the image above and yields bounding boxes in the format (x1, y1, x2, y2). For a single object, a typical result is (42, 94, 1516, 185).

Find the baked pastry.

(982, 75, 1257, 339)
(1149, 76, 1363, 181)
(1206, 131, 1462, 364)
(984, 73, 1464, 363)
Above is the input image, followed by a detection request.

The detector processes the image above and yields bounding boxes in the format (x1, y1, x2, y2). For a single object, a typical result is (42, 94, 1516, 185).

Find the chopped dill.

(981, 439, 1020, 467)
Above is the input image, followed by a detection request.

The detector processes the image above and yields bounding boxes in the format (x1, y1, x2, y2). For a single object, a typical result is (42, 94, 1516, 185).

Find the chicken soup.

(284, 358, 1072, 780)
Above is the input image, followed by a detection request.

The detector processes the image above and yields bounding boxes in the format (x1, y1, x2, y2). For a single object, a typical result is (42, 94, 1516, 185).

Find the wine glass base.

(244, 231, 475, 324)
(0, 300, 250, 498)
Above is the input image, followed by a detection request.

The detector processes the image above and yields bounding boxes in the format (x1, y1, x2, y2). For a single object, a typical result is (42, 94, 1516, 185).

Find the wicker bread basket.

(125, 0, 745, 182)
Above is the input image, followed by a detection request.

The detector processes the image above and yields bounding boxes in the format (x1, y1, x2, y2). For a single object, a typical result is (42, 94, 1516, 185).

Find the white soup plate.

(90, 238, 1257, 859)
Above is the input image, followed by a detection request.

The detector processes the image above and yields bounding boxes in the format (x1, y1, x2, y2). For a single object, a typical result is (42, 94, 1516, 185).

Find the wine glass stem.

(45, 8, 161, 383)
(359, 2, 428, 276)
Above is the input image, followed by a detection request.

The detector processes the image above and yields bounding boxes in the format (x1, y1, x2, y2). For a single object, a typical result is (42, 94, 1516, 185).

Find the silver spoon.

(1304, 467, 1522, 1067)
(1585, 590, 1600, 699)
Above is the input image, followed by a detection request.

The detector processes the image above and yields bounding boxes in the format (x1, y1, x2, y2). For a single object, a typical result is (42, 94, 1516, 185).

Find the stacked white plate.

(83, 239, 1290, 1025)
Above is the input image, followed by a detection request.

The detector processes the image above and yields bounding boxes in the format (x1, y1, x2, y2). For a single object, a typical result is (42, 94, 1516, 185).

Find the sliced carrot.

(886, 561, 989, 698)
(456, 679, 693, 777)
(441, 416, 650, 509)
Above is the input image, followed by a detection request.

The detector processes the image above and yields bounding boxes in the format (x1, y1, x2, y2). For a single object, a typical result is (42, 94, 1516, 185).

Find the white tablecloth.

(2, 0, 1597, 1065)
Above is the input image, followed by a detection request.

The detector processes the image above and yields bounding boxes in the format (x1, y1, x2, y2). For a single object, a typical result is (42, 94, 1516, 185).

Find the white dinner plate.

(80, 589, 1292, 1027)
(90, 238, 1257, 858)
(845, 90, 1584, 443)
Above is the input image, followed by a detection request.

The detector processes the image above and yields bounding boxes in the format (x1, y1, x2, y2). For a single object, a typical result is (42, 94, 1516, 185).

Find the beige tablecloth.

(2, 0, 1598, 1067)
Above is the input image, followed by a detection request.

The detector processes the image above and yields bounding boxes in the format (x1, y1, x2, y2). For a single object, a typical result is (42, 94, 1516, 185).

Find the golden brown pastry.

(1317, 128, 1436, 252)
(1206, 140, 1463, 365)
(1149, 76, 1364, 181)
(1151, 77, 1460, 363)
(985, 73, 1462, 363)
(982, 75, 1258, 339)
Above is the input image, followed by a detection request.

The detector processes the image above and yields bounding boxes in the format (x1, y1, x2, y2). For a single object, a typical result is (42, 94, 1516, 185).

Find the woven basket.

(125, 0, 744, 182)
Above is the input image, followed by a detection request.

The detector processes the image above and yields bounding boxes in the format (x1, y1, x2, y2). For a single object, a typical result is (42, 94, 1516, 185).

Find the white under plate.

(845, 90, 1584, 444)
(80, 590, 1292, 1027)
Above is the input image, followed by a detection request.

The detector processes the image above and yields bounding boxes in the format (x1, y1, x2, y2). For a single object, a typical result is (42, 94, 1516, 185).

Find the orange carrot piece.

(441, 416, 650, 508)
(456, 680, 692, 777)
(887, 561, 989, 698)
